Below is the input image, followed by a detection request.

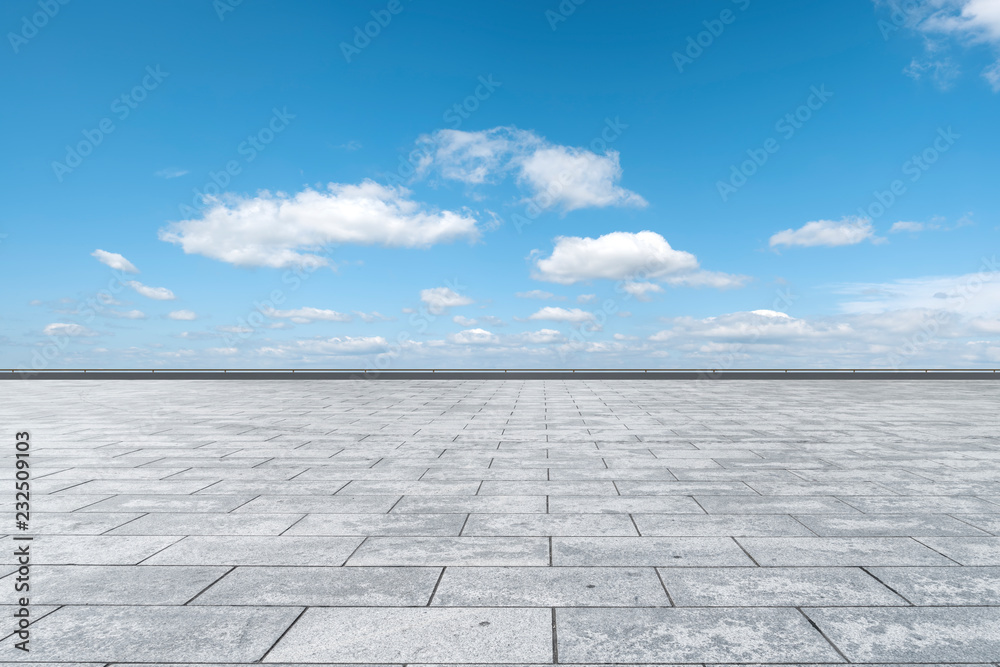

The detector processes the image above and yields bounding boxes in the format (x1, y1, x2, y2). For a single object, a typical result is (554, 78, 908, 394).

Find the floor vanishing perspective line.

(2, 379, 1000, 665)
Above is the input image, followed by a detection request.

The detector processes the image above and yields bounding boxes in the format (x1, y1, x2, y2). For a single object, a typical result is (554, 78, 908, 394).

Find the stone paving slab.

(4, 379, 1000, 664)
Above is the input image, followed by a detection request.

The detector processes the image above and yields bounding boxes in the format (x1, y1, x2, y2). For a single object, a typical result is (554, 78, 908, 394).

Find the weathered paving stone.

(263, 607, 552, 663)
(18, 565, 230, 605)
(0, 535, 181, 565)
(805, 607, 1000, 662)
(915, 536, 1000, 565)
(347, 537, 549, 566)
(552, 536, 754, 566)
(194, 566, 442, 606)
(431, 566, 669, 606)
(0, 606, 303, 662)
(143, 535, 364, 566)
(867, 566, 1000, 605)
(284, 512, 467, 536)
(556, 607, 845, 663)
(738, 537, 959, 566)
(793, 513, 993, 536)
(107, 512, 301, 536)
(547, 496, 705, 514)
(29, 512, 144, 535)
(461, 513, 639, 536)
(658, 566, 907, 606)
(632, 514, 815, 536)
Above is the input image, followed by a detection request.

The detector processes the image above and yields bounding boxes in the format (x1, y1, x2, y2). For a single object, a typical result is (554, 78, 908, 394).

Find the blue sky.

(2, 0, 999, 369)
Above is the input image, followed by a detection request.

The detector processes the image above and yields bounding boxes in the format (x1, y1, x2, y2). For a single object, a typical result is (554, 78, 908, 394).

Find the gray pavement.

(1, 379, 999, 665)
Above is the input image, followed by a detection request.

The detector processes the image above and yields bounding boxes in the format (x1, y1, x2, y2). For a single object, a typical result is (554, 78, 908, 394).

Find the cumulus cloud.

(421, 287, 474, 315)
(453, 315, 478, 326)
(527, 307, 595, 323)
(259, 336, 389, 357)
(449, 328, 500, 345)
(127, 281, 176, 300)
(92, 249, 139, 273)
(354, 311, 392, 323)
(515, 289, 561, 300)
(261, 306, 352, 324)
(159, 180, 480, 268)
(520, 328, 564, 344)
(43, 323, 97, 337)
(167, 310, 197, 321)
(110, 309, 146, 319)
(417, 126, 646, 212)
(530, 231, 745, 292)
(881, 0, 1000, 90)
(769, 217, 876, 248)
(621, 282, 663, 300)
(155, 168, 189, 179)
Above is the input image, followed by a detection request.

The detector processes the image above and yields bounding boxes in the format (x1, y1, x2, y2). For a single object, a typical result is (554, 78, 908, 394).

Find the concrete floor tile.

(739, 537, 959, 566)
(263, 607, 552, 663)
(23, 565, 229, 604)
(194, 565, 441, 606)
(794, 513, 992, 536)
(556, 607, 844, 663)
(632, 514, 815, 536)
(0, 605, 303, 662)
(143, 535, 364, 565)
(916, 536, 1000, 564)
(107, 512, 301, 535)
(347, 537, 549, 565)
(553, 536, 754, 566)
(283, 512, 467, 536)
(868, 566, 1000, 605)
(431, 566, 668, 606)
(462, 513, 639, 536)
(806, 607, 1000, 662)
(659, 566, 907, 606)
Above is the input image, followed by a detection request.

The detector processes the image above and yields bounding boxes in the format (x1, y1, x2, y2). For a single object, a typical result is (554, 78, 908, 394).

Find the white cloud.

(421, 287, 474, 314)
(453, 315, 478, 326)
(520, 328, 564, 344)
(449, 328, 499, 345)
(886, 0, 1000, 90)
(261, 306, 352, 323)
(532, 231, 698, 284)
(354, 311, 393, 323)
(621, 282, 663, 300)
(527, 307, 595, 323)
(515, 289, 561, 300)
(890, 221, 927, 232)
(159, 180, 480, 268)
(43, 323, 96, 337)
(516, 145, 647, 212)
(167, 310, 197, 321)
(257, 336, 389, 357)
(155, 168, 189, 179)
(127, 281, 176, 300)
(662, 270, 751, 289)
(480, 315, 506, 327)
(417, 127, 646, 212)
(769, 217, 876, 248)
(577, 294, 598, 303)
(110, 309, 146, 320)
(91, 249, 139, 273)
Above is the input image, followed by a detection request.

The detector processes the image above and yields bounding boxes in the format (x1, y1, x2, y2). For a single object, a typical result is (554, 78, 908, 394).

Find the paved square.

(2, 379, 1000, 665)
